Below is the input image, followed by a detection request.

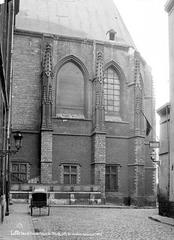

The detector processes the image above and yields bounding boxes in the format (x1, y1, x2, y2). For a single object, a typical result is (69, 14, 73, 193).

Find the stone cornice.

(157, 102, 170, 116)
(106, 135, 129, 139)
(128, 135, 145, 139)
(105, 120, 129, 124)
(145, 167, 156, 170)
(91, 131, 106, 136)
(14, 28, 131, 51)
(165, 0, 174, 13)
(127, 163, 145, 166)
(12, 129, 40, 134)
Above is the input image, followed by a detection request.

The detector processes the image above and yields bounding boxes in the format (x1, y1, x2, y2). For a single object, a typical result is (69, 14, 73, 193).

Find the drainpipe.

(166, 105, 170, 207)
(5, 0, 15, 216)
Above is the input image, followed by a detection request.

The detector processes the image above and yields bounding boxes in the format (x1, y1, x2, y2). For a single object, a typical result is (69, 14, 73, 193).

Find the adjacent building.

(157, 103, 170, 216)
(0, 0, 19, 222)
(10, 0, 156, 206)
(157, 0, 174, 217)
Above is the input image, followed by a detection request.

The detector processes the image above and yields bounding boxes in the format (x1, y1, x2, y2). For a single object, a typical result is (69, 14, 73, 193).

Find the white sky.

(114, 0, 169, 109)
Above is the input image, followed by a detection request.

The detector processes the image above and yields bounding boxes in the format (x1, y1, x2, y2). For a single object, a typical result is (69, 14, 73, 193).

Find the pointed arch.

(54, 55, 90, 80)
(53, 55, 90, 117)
(104, 60, 126, 82)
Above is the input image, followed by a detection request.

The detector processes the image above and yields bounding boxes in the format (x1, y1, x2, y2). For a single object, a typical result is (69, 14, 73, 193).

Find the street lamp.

(0, 131, 23, 220)
(12, 131, 23, 152)
(150, 149, 160, 165)
(149, 141, 160, 165)
(0, 131, 23, 156)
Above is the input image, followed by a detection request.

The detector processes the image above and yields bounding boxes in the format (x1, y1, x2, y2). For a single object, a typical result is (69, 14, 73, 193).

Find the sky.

(114, 0, 169, 109)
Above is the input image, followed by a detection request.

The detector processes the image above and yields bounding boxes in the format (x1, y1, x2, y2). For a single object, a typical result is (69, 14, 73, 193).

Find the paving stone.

(0, 204, 35, 240)
(31, 207, 174, 240)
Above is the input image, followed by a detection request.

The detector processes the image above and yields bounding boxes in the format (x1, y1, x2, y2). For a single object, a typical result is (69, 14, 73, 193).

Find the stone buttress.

(40, 42, 53, 183)
(91, 49, 106, 200)
(128, 52, 146, 206)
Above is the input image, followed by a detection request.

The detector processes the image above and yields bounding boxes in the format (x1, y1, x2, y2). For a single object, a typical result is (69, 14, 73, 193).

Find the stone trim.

(52, 117, 92, 121)
(41, 162, 52, 183)
(14, 29, 131, 50)
(59, 162, 81, 166)
(128, 163, 145, 166)
(152, 167, 157, 195)
(105, 120, 129, 124)
(128, 135, 145, 139)
(91, 162, 106, 165)
(145, 167, 156, 170)
(54, 55, 90, 80)
(12, 129, 40, 134)
(41, 42, 53, 130)
(60, 165, 64, 184)
(53, 133, 91, 137)
(41, 131, 53, 183)
(104, 60, 126, 82)
(106, 135, 129, 139)
(53, 54, 91, 118)
(118, 165, 121, 192)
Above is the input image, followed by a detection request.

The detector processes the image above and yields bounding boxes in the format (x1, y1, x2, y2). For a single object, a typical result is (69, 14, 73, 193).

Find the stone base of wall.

(159, 201, 174, 217)
(106, 192, 125, 205)
(129, 196, 145, 207)
(102, 193, 156, 206)
(0, 195, 6, 223)
(144, 195, 156, 207)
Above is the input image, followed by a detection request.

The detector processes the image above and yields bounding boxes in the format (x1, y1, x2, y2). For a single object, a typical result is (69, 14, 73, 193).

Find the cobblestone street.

(31, 207, 174, 240)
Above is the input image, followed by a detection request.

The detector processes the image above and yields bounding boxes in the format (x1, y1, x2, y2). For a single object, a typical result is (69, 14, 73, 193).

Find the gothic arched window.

(56, 61, 84, 115)
(104, 67, 120, 115)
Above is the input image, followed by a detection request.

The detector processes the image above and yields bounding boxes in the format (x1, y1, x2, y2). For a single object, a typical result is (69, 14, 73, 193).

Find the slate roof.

(16, 0, 136, 47)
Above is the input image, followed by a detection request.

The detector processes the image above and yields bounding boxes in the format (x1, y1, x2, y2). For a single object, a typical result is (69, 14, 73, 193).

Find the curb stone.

(149, 215, 174, 227)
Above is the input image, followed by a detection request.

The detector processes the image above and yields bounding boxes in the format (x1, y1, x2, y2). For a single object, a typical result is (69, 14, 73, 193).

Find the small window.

(105, 165, 119, 192)
(106, 29, 116, 41)
(11, 163, 28, 183)
(63, 165, 78, 185)
(109, 32, 115, 41)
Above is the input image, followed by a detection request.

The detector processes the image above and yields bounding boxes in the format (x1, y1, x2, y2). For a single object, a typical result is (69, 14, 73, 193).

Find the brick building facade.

(10, 0, 156, 206)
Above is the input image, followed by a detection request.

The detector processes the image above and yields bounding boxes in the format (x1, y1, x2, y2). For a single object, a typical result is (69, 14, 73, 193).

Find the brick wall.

(52, 135, 91, 185)
(11, 132, 40, 181)
(106, 137, 129, 194)
(12, 31, 155, 205)
(12, 35, 41, 130)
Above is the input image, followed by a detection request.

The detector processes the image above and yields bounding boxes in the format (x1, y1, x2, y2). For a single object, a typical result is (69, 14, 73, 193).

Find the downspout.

(166, 105, 170, 203)
(7, 0, 14, 143)
(5, 0, 15, 216)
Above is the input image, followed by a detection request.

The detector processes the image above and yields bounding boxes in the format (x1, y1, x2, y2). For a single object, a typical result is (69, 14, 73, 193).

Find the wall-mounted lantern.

(0, 131, 23, 157)
(0, 131, 23, 220)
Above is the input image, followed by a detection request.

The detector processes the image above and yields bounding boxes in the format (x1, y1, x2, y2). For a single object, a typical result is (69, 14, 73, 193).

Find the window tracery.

(104, 67, 120, 114)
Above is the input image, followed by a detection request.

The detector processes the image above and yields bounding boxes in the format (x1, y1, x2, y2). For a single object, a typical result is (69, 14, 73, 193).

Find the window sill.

(56, 113, 85, 119)
(105, 115, 121, 122)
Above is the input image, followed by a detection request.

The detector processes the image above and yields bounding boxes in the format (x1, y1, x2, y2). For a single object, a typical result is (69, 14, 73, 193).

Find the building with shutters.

(10, 0, 156, 206)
